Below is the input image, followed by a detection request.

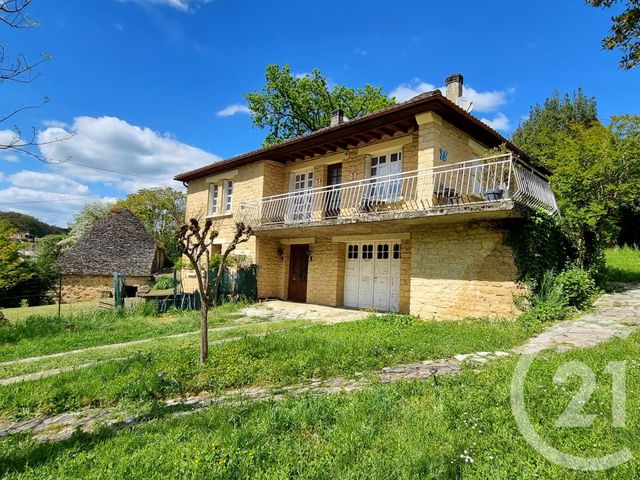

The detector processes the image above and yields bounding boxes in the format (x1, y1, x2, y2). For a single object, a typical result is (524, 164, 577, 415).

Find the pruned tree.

(177, 219, 252, 364)
(0, 0, 72, 163)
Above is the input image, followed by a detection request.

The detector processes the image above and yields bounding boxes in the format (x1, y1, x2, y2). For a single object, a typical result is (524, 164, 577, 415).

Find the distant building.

(58, 208, 165, 303)
(10, 231, 34, 242)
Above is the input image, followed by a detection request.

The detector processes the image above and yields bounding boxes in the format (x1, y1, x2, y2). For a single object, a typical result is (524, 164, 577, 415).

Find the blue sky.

(0, 0, 638, 226)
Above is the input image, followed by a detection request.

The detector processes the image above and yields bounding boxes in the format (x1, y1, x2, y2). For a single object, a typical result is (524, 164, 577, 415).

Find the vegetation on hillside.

(0, 212, 66, 237)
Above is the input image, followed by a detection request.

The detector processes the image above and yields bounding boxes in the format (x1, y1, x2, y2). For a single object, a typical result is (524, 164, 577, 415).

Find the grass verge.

(606, 246, 640, 283)
(0, 303, 248, 363)
(1, 327, 638, 479)
(0, 315, 536, 420)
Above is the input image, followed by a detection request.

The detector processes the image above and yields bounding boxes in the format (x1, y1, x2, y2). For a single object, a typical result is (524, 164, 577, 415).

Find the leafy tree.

(116, 187, 186, 264)
(35, 233, 67, 286)
(511, 89, 598, 166)
(66, 201, 114, 243)
(546, 116, 640, 272)
(587, 0, 640, 69)
(0, 222, 33, 291)
(246, 64, 395, 146)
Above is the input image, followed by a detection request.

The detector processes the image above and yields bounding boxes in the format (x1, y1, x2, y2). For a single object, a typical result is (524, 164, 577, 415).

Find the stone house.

(59, 208, 165, 302)
(175, 74, 557, 319)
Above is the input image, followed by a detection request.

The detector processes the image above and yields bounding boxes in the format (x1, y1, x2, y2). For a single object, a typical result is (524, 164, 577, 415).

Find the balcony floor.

(251, 199, 526, 238)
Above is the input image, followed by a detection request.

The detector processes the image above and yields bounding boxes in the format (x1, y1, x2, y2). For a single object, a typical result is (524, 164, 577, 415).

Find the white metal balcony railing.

(238, 154, 558, 228)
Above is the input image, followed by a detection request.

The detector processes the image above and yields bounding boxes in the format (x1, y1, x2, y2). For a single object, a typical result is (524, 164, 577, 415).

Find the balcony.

(239, 154, 558, 230)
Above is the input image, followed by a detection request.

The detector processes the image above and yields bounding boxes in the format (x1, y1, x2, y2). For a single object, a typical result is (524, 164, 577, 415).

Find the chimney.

(331, 108, 345, 127)
(445, 73, 463, 104)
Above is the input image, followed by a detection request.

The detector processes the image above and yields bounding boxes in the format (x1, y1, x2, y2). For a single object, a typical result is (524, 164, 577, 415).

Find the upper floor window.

(224, 180, 233, 212)
(208, 179, 234, 216)
(209, 184, 219, 215)
(370, 151, 402, 178)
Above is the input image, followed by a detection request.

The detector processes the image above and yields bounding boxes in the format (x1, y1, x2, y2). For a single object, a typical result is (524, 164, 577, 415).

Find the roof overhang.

(175, 91, 549, 182)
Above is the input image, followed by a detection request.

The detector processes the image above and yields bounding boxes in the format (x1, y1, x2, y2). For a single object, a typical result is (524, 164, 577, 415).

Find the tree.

(0, 0, 70, 162)
(587, 0, 640, 69)
(177, 219, 252, 364)
(246, 65, 395, 146)
(116, 188, 186, 264)
(511, 89, 598, 166)
(66, 201, 114, 243)
(0, 222, 33, 290)
(545, 116, 640, 271)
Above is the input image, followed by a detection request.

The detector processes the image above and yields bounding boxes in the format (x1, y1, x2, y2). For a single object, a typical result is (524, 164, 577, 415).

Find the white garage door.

(344, 241, 401, 312)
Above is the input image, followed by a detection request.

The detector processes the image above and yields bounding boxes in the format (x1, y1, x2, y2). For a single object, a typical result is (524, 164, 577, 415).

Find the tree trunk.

(199, 298, 209, 364)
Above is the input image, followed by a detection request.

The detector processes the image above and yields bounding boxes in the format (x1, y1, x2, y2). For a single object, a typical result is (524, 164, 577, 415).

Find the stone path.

(2, 285, 638, 442)
(0, 350, 506, 442)
(516, 283, 640, 354)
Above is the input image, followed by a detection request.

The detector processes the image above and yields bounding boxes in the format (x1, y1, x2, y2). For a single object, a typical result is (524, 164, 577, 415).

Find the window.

(377, 243, 389, 259)
(347, 244, 359, 259)
(370, 151, 402, 178)
(393, 243, 401, 259)
(224, 180, 233, 212)
(209, 184, 218, 215)
(362, 244, 374, 259)
(369, 151, 403, 201)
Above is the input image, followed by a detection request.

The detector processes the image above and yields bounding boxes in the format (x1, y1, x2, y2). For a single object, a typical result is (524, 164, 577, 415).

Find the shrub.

(555, 267, 597, 309)
(517, 271, 568, 326)
(153, 276, 176, 290)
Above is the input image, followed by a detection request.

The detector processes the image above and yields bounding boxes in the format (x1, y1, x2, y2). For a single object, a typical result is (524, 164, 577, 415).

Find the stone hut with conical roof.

(59, 208, 164, 302)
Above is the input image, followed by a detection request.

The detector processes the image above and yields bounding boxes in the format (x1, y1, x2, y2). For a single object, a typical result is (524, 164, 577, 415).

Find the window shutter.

(363, 154, 372, 179)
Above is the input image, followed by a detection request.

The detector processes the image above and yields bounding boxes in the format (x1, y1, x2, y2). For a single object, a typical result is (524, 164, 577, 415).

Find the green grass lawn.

(0, 303, 248, 363)
(0, 315, 536, 420)
(606, 246, 640, 283)
(0, 301, 97, 323)
(1, 328, 638, 479)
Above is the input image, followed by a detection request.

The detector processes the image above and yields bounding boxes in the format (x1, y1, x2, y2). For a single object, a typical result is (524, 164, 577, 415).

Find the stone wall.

(307, 238, 345, 307)
(61, 275, 152, 303)
(182, 160, 275, 292)
(409, 221, 519, 320)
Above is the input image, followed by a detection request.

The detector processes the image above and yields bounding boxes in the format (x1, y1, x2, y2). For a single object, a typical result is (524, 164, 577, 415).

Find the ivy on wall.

(505, 211, 576, 291)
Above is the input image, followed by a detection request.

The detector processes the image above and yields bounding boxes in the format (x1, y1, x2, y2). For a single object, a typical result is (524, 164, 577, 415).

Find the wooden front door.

(288, 244, 309, 302)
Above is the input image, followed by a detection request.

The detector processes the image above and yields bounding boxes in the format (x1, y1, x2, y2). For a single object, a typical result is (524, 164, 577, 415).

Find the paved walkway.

(516, 283, 640, 354)
(2, 286, 639, 442)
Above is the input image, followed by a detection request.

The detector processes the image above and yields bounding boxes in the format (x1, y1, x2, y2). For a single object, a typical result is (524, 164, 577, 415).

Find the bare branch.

(0, 1, 36, 29)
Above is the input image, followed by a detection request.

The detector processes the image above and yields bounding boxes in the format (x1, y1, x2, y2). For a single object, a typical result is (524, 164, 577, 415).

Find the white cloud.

(42, 120, 68, 129)
(480, 112, 511, 131)
(0, 187, 111, 228)
(389, 79, 513, 113)
(216, 104, 251, 117)
(119, 0, 213, 12)
(9, 171, 89, 195)
(389, 80, 437, 102)
(37, 116, 221, 192)
(294, 72, 311, 79)
(0, 172, 4, 182)
(463, 86, 512, 113)
(354, 48, 368, 56)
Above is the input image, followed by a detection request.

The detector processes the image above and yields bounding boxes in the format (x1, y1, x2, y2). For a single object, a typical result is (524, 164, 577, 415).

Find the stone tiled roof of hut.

(59, 207, 162, 276)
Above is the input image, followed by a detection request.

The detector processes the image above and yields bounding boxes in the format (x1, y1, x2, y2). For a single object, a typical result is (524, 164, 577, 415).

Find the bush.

(517, 271, 568, 326)
(555, 267, 597, 309)
(153, 276, 176, 290)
